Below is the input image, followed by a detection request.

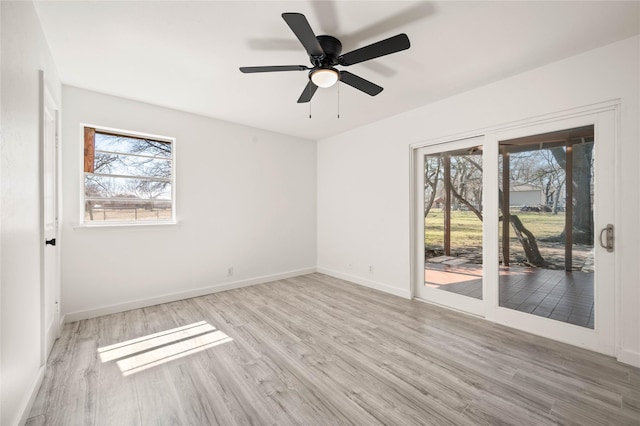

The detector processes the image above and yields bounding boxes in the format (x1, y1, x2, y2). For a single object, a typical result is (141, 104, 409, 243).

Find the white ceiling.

(34, 1, 640, 140)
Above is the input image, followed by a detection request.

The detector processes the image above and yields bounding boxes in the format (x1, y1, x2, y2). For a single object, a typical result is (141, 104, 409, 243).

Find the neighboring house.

(509, 183, 544, 207)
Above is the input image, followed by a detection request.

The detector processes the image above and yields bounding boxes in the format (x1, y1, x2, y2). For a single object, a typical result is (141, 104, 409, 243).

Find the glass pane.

(95, 132, 172, 158)
(84, 199, 172, 222)
(94, 151, 172, 179)
(499, 126, 594, 329)
(85, 175, 172, 200)
(424, 145, 483, 300)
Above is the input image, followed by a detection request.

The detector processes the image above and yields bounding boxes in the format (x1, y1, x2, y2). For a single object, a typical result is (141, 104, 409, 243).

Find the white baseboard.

(316, 267, 412, 299)
(617, 347, 640, 368)
(16, 365, 45, 426)
(64, 267, 316, 323)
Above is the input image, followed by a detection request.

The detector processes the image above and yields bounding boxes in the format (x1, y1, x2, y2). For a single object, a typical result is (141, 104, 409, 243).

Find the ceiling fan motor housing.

(314, 35, 342, 67)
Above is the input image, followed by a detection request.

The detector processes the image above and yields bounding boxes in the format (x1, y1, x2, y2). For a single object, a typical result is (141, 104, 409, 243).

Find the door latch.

(598, 224, 614, 252)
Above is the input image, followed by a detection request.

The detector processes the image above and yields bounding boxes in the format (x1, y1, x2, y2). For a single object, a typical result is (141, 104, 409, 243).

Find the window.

(83, 126, 174, 224)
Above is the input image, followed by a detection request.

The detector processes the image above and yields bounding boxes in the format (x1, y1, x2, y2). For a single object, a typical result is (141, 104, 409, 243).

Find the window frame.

(80, 124, 176, 227)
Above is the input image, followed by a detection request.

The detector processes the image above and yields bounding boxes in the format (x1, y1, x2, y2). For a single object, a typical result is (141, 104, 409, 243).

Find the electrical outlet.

(369, 265, 374, 274)
(55, 301, 60, 314)
(227, 266, 234, 277)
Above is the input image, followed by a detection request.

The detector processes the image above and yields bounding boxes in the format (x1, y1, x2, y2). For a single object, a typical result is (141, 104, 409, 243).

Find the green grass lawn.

(425, 210, 566, 248)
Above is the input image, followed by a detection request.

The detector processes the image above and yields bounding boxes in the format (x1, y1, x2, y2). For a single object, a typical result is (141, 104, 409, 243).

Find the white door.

(43, 84, 60, 358)
(413, 108, 616, 355)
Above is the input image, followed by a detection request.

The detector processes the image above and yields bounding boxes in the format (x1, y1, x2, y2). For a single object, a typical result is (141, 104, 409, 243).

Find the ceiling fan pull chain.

(309, 84, 312, 119)
(337, 82, 340, 119)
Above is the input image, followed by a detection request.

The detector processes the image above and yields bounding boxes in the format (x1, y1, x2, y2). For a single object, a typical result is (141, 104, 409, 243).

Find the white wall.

(61, 87, 317, 320)
(0, 2, 62, 425)
(1, 5, 3, 423)
(317, 36, 640, 366)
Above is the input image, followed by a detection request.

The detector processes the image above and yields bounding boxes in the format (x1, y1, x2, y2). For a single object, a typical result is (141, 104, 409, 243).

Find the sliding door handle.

(598, 224, 614, 252)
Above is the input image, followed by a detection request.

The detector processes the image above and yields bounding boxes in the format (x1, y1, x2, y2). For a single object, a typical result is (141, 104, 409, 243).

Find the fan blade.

(339, 71, 383, 96)
(297, 81, 318, 103)
(282, 13, 325, 58)
(240, 65, 309, 73)
(339, 33, 410, 66)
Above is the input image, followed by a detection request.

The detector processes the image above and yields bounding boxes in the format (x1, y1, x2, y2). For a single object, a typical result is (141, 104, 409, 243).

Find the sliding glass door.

(414, 137, 485, 316)
(498, 126, 596, 328)
(413, 109, 616, 355)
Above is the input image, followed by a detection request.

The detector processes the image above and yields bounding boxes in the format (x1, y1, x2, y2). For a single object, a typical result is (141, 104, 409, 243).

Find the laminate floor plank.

(32, 319, 102, 426)
(271, 293, 479, 417)
(253, 299, 474, 425)
(262, 276, 632, 422)
(94, 312, 142, 426)
(198, 298, 380, 425)
(27, 322, 78, 418)
(623, 388, 640, 413)
(164, 300, 287, 425)
(297, 280, 528, 385)
(27, 273, 640, 425)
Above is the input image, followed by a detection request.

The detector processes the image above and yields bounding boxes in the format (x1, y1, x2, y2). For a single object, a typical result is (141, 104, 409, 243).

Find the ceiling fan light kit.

(240, 12, 410, 103)
(310, 68, 339, 88)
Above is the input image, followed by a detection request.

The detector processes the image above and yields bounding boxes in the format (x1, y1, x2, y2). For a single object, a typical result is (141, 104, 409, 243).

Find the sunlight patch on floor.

(98, 320, 233, 376)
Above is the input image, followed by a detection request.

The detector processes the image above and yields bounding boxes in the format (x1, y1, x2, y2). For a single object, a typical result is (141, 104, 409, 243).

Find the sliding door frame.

(412, 136, 487, 317)
(410, 101, 620, 356)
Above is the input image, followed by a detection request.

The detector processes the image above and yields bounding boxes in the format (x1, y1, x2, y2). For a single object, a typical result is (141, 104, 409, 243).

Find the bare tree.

(423, 156, 442, 218)
(86, 134, 173, 219)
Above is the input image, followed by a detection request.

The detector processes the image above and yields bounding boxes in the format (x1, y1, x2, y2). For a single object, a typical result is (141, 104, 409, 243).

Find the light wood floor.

(28, 273, 639, 425)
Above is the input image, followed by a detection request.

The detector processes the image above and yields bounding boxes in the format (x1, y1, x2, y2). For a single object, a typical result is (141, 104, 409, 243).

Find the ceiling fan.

(240, 13, 410, 103)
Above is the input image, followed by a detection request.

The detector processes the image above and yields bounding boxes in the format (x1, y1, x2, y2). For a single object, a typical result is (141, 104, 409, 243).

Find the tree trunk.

(550, 142, 594, 244)
(509, 215, 551, 267)
(86, 201, 94, 220)
(424, 180, 438, 218)
(451, 185, 483, 222)
(571, 143, 594, 244)
(552, 187, 561, 215)
(423, 158, 441, 218)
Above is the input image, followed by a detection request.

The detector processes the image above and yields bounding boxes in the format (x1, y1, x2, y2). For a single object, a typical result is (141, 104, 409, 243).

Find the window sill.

(73, 221, 179, 231)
